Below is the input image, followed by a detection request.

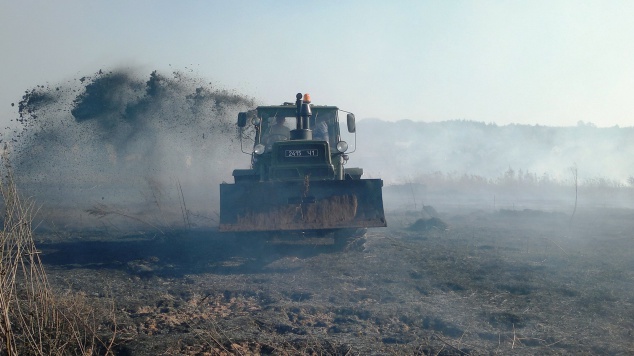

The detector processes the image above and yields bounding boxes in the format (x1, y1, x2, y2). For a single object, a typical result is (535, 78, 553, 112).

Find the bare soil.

(35, 207, 634, 355)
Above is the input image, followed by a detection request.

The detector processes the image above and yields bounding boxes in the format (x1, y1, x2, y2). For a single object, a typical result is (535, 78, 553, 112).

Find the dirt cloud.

(12, 68, 256, 230)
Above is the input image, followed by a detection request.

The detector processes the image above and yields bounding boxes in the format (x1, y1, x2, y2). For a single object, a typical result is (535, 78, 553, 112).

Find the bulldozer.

(219, 93, 386, 241)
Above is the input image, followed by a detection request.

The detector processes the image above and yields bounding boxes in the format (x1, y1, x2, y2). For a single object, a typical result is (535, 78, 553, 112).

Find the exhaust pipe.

(290, 93, 313, 140)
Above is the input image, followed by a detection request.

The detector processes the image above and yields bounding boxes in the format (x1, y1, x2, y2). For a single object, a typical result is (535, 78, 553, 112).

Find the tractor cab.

(220, 93, 385, 233)
(236, 94, 356, 182)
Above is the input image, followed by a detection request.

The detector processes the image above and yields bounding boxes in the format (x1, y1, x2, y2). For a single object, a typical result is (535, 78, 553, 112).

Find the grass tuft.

(0, 152, 116, 355)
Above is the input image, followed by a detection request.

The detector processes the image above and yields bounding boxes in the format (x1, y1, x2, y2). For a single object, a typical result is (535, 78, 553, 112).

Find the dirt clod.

(408, 217, 449, 231)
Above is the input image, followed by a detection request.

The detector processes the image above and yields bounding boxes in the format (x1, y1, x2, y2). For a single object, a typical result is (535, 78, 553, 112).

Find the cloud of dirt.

(11, 68, 256, 230)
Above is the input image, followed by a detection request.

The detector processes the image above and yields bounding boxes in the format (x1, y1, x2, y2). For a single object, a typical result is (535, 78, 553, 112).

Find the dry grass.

(84, 177, 215, 233)
(0, 155, 116, 355)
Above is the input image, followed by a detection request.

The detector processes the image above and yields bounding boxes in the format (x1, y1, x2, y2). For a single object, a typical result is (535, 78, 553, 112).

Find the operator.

(313, 115, 329, 142)
(265, 116, 290, 145)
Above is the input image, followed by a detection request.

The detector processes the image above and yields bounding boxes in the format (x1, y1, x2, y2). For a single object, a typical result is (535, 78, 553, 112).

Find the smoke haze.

(353, 120, 634, 211)
(355, 119, 634, 184)
(12, 69, 255, 229)
(7, 68, 634, 229)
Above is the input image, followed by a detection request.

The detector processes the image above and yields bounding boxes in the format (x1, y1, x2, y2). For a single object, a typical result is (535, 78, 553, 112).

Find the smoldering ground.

(12, 68, 255, 230)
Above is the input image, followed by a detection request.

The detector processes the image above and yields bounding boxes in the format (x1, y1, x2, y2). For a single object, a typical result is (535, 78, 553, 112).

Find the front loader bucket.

(219, 179, 386, 232)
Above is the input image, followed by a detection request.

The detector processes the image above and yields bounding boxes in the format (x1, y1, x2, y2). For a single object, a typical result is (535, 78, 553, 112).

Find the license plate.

(285, 149, 318, 158)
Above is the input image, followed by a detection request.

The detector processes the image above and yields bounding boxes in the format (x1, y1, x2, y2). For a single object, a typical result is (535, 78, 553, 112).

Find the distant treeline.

(383, 167, 634, 211)
(353, 119, 634, 186)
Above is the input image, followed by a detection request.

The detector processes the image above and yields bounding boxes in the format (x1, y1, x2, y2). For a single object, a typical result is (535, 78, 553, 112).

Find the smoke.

(11, 68, 256, 229)
(355, 119, 634, 185)
(354, 119, 634, 210)
(10, 69, 634, 229)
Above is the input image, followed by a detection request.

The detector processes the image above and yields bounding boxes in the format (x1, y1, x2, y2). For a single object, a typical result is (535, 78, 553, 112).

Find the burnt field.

(32, 206, 634, 355)
(5, 69, 634, 354)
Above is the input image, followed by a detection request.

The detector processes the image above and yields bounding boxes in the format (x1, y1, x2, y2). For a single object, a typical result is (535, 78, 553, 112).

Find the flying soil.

(219, 93, 386, 242)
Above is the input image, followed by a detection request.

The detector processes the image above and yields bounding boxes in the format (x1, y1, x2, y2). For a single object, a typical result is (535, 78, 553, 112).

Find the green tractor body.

(219, 93, 386, 232)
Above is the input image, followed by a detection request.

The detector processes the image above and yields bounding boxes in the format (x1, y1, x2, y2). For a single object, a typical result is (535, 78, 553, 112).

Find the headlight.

(254, 144, 265, 155)
(336, 141, 348, 153)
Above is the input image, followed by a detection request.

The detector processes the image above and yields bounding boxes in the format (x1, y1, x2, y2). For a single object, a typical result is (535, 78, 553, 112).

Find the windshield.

(257, 108, 340, 150)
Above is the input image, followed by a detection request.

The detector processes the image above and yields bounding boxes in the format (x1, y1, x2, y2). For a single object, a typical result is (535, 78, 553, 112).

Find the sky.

(1, 0, 634, 127)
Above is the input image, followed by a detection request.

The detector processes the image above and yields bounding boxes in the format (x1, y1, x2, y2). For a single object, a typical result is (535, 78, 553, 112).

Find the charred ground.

(34, 207, 634, 355)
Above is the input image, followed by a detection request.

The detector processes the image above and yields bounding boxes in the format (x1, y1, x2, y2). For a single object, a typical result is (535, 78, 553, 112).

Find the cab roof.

(256, 104, 339, 118)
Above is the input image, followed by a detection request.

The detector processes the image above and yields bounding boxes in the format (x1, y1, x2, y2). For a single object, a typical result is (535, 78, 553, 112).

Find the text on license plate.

(285, 149, 319, 157)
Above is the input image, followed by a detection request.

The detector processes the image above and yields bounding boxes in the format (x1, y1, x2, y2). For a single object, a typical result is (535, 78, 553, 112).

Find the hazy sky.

(2, 0, 633, 127)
